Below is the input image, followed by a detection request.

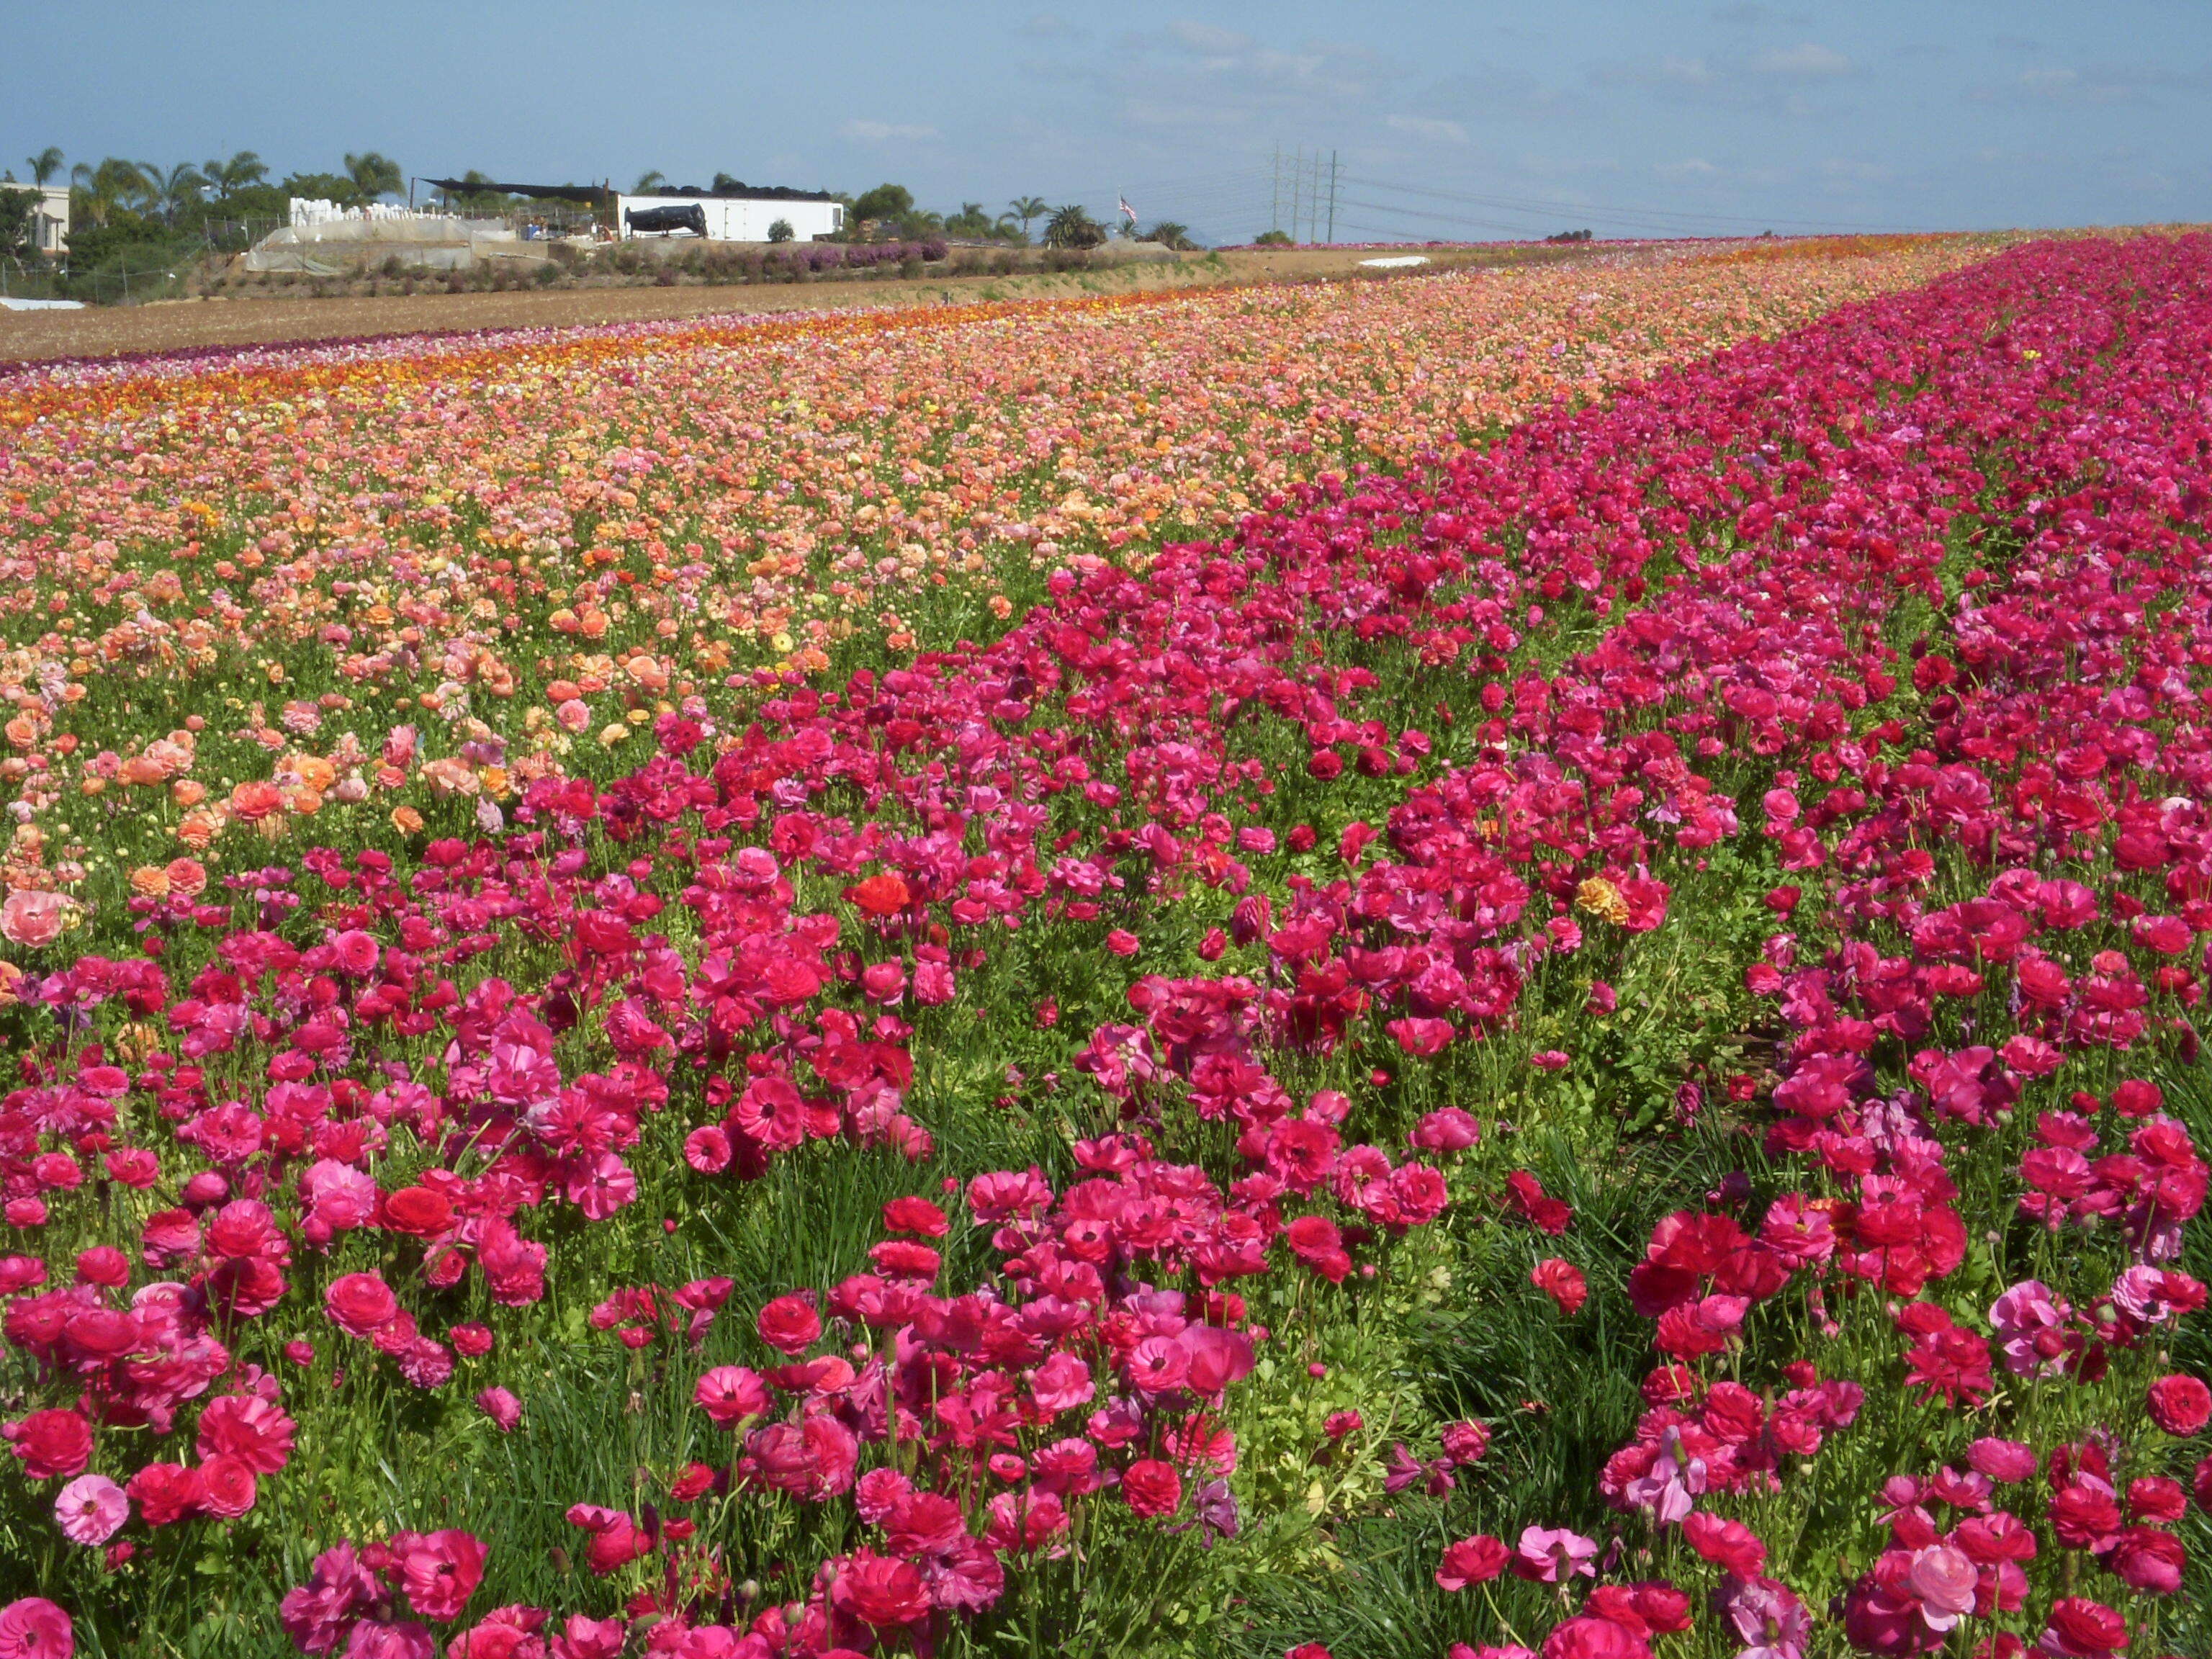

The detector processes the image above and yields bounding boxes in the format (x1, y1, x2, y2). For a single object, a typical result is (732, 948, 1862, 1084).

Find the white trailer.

(615, 193, 844, 243)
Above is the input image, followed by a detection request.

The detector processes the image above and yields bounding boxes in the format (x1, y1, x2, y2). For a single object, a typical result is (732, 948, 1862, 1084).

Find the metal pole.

(1271, 145, 1280, 237)
(1328, 150, 1338, 243)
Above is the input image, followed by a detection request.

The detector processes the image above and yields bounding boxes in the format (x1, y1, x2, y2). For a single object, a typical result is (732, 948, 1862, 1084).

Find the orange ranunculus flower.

(847, 873, 912, 917)
(172, 779, 208, 809)
(129, 865, 171, 899)
(391, 806, 426, 834)
(165, 858, 208, 896)
(292, 755, 338, 793)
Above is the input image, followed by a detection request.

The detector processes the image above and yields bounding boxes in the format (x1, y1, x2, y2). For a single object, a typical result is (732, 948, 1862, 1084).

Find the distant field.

(0, 242, 1622, 364)
(0, 235, 1948, 365)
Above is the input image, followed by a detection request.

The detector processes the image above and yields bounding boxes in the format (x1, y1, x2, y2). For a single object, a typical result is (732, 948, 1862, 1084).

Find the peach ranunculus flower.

(172, 779, 208, 809)
(421, 757, 480, 799)
(177, 811, 222, 849)
(166, 858, 209, 897)
(130, 865, 171, 899)
(1, 889, 74, 948)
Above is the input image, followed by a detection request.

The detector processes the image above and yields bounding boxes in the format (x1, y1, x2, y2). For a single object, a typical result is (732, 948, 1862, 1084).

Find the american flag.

(1117, 194, 1137, 224)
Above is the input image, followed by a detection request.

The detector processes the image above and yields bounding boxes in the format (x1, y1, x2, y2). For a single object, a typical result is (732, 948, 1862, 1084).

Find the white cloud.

(840, 120, 940, 142)
(1656, 158, 1721, 179)
(1658, 55, 1715, 84)
(1385, 114, 1470, 144)
(1754, 42, 1852, 76)
(1974, 61, 2212, 106)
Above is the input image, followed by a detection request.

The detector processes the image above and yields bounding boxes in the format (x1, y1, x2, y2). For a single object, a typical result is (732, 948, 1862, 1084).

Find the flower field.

(6, 229, 2212, 1659)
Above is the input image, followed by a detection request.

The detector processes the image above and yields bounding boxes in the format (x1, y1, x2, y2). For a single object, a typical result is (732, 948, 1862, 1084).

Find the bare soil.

(0, 245, 1596, 366)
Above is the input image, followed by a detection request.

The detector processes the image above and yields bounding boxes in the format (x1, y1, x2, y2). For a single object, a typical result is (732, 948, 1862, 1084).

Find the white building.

(7, 184, 70, 256)
(616, 192, 843, 243)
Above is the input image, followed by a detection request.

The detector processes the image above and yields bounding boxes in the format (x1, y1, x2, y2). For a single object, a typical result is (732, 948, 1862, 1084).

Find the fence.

(1, 248, 194, 307)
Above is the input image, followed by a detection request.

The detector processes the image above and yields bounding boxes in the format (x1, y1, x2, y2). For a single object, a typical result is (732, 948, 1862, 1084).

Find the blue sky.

(9, 1, 2208, 243)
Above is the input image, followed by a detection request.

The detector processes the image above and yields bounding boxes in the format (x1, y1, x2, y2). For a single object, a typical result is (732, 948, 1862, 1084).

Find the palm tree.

(1008, 196, 1048, 238)
(202, 151, 268, 201)
(632, 170, 667, 195)
(133, 162, 170, 217)
(26, 147, 63, 187)
(145, 162, 207, 224)
(1042, 203, 1103, 249)
(343, 152, 404, 203)
(1145, 221, 1195, 251)
(70, 158, 146, 228)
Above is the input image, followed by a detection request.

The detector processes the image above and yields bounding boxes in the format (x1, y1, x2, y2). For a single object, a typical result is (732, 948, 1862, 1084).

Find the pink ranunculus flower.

(0, 890, 71, 949)
(1904, 1543, 1977, 1630)
(53, 1475, 127, 1546)
(1509, 1524, 1599, 1583)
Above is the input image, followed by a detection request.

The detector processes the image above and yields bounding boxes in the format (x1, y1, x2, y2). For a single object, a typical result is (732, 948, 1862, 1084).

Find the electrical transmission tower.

(1270, 146, 1341, 243)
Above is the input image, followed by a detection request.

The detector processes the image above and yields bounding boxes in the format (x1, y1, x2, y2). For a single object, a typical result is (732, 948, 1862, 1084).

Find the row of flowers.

(4, 233, 2210, 1655)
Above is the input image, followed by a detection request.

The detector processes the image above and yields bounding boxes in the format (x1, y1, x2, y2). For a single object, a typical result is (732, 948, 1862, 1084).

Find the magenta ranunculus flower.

(2146, 1372, 2212, 1437)
(0, 1597, 73, 1658)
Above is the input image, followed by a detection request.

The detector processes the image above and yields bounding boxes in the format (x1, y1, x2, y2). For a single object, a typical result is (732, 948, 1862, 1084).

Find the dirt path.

(0, 244, 1595, 364)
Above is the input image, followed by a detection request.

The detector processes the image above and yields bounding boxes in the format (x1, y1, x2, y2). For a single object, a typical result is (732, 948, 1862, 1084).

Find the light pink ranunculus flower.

(54, 1473, 128, 1546)
(0, 890, 71, 950)
(1906, 1544, 1977, 1629)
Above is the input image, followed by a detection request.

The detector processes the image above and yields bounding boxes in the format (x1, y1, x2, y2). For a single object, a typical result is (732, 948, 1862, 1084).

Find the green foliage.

(850, 181, 915, 225)
(766, 217, 794, 244)
(0, 186, 35, 258)
(1043, 204, 1105, 249)
(1254, 229, 1293, 246)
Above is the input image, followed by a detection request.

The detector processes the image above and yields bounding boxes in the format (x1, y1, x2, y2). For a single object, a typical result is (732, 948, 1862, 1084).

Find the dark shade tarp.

(423, 178, 608, 203)
(644, 182, 837, 203)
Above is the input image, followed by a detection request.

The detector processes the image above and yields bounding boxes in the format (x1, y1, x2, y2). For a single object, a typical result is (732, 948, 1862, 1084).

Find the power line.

(1340, 172, 1919, 235)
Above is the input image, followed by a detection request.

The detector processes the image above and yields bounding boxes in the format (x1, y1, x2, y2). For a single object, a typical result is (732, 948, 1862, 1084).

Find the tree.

(26, 147, 64, 187)
(850, 182, 914, 226)
(1008, 196, 1048, 238)
(767, 217, 794, 243)
(344, 152, 404, 202)
(145, 163, 207, 224)
(203, 151, 268, 200)
(632, 170, 667, 194)
(1145, 221, 1195, 251)
(282, 171, 361, 206)
(943, 201, 1003, 239)
(0, 186, 36, 258)
(1042, 204, 1104, 249)
(1254, 228, 1292, 246)
(70, 158, 146, 228)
